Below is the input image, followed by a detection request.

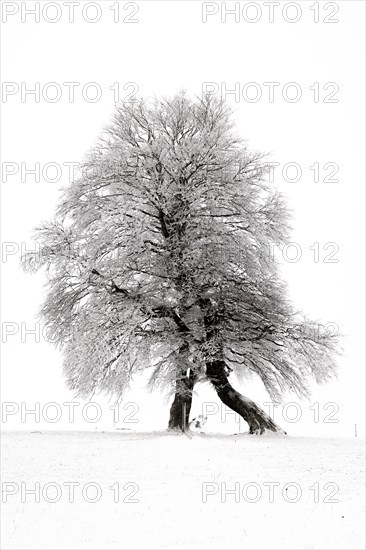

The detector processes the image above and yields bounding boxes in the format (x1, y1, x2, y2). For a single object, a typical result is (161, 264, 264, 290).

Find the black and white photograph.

(1, 1, 365, 548)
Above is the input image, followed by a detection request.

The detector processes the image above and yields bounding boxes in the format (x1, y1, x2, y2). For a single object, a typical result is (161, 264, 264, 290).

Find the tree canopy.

(22, 93, 338, 412)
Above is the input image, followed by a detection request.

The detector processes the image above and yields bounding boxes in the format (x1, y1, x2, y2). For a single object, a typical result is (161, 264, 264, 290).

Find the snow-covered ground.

(1, 430, 364, 549)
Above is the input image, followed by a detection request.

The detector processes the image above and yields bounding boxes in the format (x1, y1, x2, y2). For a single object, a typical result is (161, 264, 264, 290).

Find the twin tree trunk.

(168, 360, 285, 435)
(166, 236, 284, 434)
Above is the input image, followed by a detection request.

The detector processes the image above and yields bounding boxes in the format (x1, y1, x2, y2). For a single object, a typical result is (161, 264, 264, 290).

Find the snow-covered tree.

(22, 93, 339, 433)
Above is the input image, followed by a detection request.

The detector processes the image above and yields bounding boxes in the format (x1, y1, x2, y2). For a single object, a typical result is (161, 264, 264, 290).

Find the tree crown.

(22, 93, 339, 402)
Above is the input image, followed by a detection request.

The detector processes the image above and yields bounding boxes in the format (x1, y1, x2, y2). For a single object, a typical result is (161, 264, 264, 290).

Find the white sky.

(1, 0, 365, 437)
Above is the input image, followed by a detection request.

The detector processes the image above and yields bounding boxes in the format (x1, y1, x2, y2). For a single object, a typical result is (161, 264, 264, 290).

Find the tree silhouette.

(22, 93, 339, 434)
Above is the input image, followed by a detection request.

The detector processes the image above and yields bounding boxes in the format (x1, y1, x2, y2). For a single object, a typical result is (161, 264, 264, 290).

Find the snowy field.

(1, 430, 364, 550)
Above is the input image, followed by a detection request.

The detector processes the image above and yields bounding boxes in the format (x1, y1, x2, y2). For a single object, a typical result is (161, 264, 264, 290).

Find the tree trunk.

(206, 360, 286, 435)
(168, 369, 197, 432)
